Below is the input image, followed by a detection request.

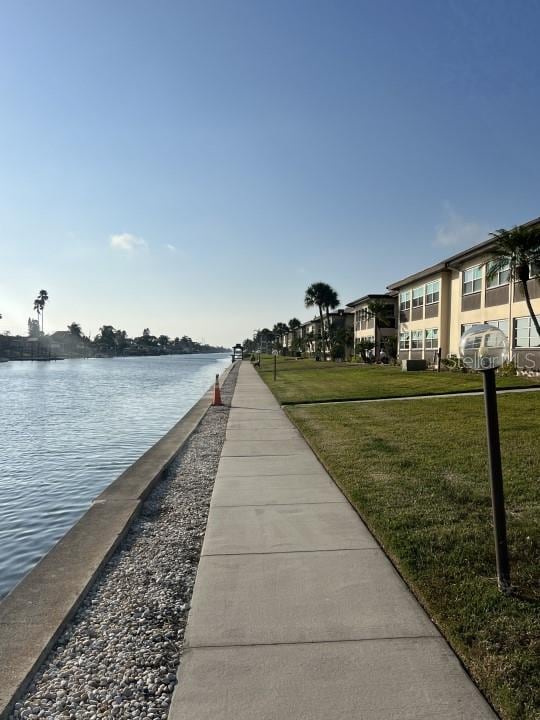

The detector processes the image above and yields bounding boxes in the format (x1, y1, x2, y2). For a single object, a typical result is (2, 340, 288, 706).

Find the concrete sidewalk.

(170, 362, 497, 719)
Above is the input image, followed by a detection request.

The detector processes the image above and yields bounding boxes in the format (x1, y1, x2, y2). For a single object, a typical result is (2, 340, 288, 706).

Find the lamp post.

(459, 324, 511, 594)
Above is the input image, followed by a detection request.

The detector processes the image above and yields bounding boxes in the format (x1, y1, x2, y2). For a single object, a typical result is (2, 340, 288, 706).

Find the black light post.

(460, 324, 511, 594)
(481, 367, 511, 593)
(273, 353, 277, 381)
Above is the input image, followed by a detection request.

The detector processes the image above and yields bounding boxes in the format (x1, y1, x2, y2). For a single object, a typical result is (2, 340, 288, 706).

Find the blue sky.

(1, 0, 539, 345)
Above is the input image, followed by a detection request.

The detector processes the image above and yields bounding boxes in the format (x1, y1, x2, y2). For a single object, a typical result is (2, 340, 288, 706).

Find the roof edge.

(387, 214, 540, 290)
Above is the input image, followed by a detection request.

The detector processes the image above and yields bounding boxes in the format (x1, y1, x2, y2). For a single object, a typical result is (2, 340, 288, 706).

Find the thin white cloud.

(165, 243, 176, 252)
(433, 204, 487, 249)
(110, 233, 147, 251)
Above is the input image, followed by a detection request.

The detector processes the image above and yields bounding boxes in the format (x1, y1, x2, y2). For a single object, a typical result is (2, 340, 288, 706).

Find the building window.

(462, 266, 482, 295)
(425, 328, 439, 349)
(399, 291, 411, 311)
(425, 280, 440, 305)
(485, 319, 509, 340)
(399, 331, 410, 350)
(486, 261, 510, 289)
(411, 330, 423, 349)
(513, 316, 540, 348)
(412, 286, 424, 308)
(461, 324, 481, 348)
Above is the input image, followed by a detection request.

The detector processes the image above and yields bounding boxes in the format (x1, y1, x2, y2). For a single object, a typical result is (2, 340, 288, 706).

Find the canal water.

(0, 353, 230, 599)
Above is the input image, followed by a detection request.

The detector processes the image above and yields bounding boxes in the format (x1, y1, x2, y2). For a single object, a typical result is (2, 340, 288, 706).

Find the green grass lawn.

(256, 355, 540, 404)
(286, 393, 539, 720)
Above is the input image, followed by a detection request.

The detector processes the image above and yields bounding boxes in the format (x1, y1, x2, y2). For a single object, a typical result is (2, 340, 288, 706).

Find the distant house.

(48, 331, 91, 358)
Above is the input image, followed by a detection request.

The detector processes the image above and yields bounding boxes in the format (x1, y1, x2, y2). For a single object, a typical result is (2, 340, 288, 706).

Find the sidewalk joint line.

(201, 547, 380, 557)
(210, 501, 347, 507)
(221, 453, 308, 458)
(186, 634, 441, 650)
(216, 473, 330, 479)
(217, 471, 324, 477)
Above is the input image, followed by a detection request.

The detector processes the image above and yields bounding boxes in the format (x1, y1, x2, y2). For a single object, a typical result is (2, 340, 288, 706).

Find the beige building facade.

(388, 220, 540, 369)
(388, 264, 452, 363)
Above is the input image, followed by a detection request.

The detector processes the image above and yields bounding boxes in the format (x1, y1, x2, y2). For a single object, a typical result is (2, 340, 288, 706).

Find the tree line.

(89, 325, 228, 356)
(0, 289, 228, 359)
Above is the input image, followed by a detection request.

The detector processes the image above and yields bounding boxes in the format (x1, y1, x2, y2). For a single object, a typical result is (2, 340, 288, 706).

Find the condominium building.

(388, 262, 452, 363)
(387, 217, 540, 369)
(283, 310, 354, 358)
(346, 293, 397, 357)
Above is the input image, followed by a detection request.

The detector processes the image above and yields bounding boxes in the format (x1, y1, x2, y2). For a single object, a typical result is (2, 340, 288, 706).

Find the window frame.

(425, 280, 440, 305)
(486, 261, 510, 289)
(462, 265, 482, 296)
(484, 319, 509, 340)
(411, 330, 423, 349)
(513, 316, 540, 348)
(399, 291, 411, 312)
(412, 286, 424, 308)
(424, 327, 439, 349)
(399, 331, 410, 350)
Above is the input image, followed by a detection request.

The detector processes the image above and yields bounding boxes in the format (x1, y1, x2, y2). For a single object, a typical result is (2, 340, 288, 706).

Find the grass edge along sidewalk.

(281, 393, 539, 720)
(256, 355, 540, 405)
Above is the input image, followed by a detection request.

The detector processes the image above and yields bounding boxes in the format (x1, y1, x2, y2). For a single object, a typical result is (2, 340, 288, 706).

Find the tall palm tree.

(288, 318, 302, 355)
(272, 323, 289, 353)
(305, 283, 328, 360)
(323, 287, 340, 354)
(487, 226, 540, 337)
(367, 299, 395, 359)
(33, 298, 41, 331)
(35, 290, 49, 333)
(305, 282, 340, 360)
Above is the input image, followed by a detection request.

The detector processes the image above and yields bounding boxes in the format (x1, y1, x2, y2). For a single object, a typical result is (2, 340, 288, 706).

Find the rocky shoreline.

(11, 364, 238, 720)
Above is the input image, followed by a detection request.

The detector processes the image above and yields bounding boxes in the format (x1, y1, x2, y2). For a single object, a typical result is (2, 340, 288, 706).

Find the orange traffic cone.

(212, 374, 223, 406)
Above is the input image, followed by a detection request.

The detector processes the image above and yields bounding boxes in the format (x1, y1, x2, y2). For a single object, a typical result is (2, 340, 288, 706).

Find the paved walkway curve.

(170, 362, 498, 720)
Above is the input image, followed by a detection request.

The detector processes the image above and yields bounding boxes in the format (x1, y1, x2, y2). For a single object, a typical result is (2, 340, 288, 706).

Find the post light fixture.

(459, 324, 509, 372)
(459, 324, 511, 594)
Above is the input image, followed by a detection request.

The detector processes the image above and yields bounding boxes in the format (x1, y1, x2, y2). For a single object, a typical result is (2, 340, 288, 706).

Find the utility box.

(401, 359, 427, 371)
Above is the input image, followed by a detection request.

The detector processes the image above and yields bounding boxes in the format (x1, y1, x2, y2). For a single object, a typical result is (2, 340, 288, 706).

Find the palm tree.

(487, 226, 540, 337)
(288, 318, 302, 355)
(68, 322, 82, 337)
(272, 323, 289, 353)
(34, 290, 49, 333)
(367, 299, 395, 360)
(33, 298, 41, 332)
(323, 287, 340, 354)
(305, 282, 339, 360)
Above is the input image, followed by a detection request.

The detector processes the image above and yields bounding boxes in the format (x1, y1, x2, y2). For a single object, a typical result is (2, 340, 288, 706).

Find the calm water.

(0, 353, 230, 599)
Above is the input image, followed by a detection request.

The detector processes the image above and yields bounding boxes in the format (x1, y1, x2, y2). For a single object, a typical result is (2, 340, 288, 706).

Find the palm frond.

(487, 225, 540, 280)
